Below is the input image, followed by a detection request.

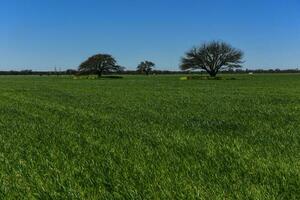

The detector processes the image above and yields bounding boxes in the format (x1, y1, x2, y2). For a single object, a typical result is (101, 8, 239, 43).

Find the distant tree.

(180, 41, 244, 77)
(79, 54, 122, 77)
(137, 61, 155, 75)
(20, 70, 33, 75)
(66, 69, 77, 75)
(116, 65, 126, 73)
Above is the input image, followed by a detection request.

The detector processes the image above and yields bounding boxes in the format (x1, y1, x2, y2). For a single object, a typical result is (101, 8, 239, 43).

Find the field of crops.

(0, 74, 299, 199)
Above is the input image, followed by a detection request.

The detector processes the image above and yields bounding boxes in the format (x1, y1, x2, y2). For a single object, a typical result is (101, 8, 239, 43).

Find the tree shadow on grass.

(180, 76, 237, 80)
(99, 76, 123, 79)
(73, 75, 123, 80)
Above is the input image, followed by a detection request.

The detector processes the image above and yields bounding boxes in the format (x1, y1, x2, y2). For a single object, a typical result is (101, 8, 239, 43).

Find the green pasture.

(0, 74, 299, 199)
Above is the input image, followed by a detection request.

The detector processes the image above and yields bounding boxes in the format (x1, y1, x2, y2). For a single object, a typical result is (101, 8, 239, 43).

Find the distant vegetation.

(0, 68, 299, 77)
(78, 54, 123, 77)
(137, 60, 155, 75)
(181, 41, 243, 77)
(0, 68, 299, 76)
(0, 41, 299, 76)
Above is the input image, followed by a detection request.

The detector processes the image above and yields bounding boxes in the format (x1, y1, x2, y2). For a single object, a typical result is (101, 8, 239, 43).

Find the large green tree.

(79, 54, 122, 77)
(137, 61, 155, 75)
(180, 41, 244, 77)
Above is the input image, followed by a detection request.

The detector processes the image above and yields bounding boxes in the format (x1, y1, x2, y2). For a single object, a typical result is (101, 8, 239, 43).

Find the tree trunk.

(97, 71, 102, 77)
(210, 73, 216, 77)
(207, 70, 217, 77)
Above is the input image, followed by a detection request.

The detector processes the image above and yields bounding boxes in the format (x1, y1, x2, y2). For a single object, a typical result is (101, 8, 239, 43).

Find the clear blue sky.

(0, 0, 299, 71)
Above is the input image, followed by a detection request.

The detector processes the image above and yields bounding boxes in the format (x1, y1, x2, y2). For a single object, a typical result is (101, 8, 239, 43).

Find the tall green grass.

(0, 74, 299, 199)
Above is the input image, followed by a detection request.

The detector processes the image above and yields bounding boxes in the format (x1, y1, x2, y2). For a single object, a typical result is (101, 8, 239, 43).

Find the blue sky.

(0, 0, 299, 70)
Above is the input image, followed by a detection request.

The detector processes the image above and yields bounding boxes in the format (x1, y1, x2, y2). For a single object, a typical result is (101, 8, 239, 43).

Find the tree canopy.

(79, 54, 122, 77)
(137, 61, 155, 75)
(180, 41, 244, 77)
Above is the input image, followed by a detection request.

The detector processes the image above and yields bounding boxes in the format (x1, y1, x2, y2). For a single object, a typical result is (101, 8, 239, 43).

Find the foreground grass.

(0, 74, 299, 199)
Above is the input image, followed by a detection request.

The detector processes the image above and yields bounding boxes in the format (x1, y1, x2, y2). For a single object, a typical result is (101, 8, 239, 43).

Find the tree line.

(1, 68, 299, 76)
(1, 41, 299, 77)
(77, 41, 243, 77)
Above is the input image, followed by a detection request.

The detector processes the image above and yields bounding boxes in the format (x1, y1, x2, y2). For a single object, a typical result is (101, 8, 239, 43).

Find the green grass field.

(0, 74, 299, 199)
